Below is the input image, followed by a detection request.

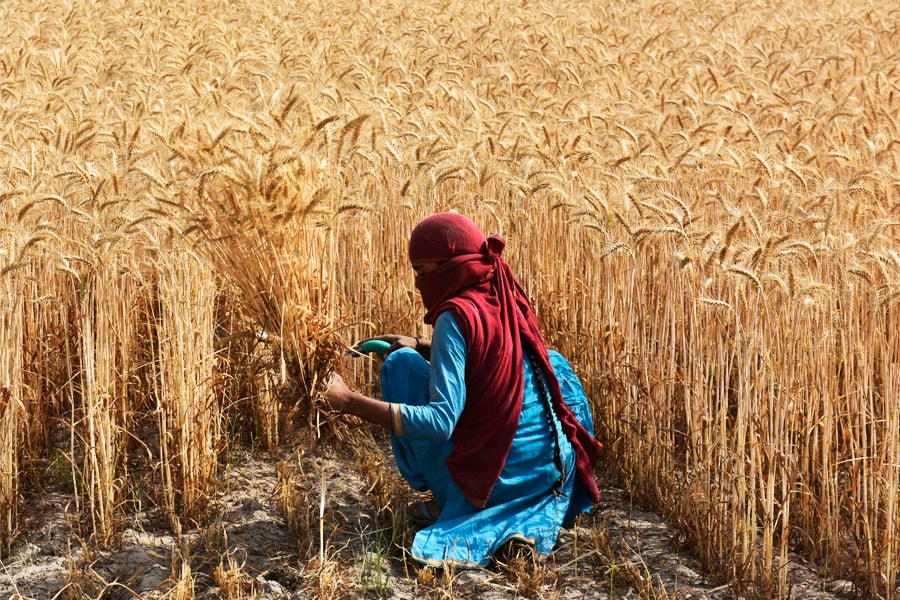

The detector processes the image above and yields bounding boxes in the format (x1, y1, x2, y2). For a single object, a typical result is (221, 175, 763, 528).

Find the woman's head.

(408, 212, 505, 318)
(408, 212, 487, 264)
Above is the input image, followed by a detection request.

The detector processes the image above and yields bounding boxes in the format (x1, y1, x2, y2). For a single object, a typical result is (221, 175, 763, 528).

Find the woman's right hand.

(352, 334, 421, 357)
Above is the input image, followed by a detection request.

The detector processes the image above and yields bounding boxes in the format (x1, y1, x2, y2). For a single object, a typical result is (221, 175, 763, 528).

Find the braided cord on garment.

(525, 345, 566, 493)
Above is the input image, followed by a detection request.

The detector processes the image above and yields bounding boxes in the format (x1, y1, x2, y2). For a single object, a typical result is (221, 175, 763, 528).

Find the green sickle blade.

(357, 339, 392, 355)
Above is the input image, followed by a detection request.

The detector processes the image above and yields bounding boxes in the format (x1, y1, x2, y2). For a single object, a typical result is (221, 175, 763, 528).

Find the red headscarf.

(409, 212, 602, 508)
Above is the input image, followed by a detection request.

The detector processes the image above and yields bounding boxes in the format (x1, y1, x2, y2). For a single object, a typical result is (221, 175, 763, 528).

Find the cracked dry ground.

(0, 442, 857, 600)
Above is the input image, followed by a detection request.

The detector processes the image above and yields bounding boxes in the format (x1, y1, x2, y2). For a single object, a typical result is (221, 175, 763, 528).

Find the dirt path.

(0, 450, 856, 599)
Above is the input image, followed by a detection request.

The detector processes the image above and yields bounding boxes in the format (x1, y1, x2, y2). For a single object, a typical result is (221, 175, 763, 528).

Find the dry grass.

(153, 246, 220, 528)
(1, 0, 899, 597)
(0, 233, 24, 549)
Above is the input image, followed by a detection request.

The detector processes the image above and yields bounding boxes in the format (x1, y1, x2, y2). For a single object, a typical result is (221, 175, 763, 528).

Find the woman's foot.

(409, 498, 442, 526)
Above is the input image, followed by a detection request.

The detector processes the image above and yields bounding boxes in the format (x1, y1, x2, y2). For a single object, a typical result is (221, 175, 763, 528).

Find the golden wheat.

(1, 0, 899, 596)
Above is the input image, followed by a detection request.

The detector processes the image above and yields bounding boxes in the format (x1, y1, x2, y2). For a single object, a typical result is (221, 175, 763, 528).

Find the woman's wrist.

(412, 335, 430, 360)
(325, 388, 351, 413)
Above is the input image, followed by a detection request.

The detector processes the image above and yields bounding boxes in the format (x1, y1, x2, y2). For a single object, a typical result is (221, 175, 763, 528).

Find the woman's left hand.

(324, 373, 352, 413)
(322, 373, 393, 430)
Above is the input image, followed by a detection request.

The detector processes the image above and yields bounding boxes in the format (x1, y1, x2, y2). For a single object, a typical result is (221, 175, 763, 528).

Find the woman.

(325, 211, 602, 567)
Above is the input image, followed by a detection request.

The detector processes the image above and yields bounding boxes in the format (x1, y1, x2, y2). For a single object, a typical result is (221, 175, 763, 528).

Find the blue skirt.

(381, 348, 595, 567)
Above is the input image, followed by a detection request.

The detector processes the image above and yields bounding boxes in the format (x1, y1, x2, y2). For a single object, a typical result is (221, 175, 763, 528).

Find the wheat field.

(1, 0, 899, 596)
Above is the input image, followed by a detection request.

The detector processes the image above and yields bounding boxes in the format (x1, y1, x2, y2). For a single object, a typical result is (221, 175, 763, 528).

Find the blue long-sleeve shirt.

(397, 312, 467, 441)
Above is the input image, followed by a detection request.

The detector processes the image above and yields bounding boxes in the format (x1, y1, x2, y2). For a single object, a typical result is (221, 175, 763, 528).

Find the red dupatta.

(409, 212, 602, 508)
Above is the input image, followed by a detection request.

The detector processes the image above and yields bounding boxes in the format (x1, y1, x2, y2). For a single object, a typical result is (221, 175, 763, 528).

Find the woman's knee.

(380, 347, 430, 406)
(382, 347, 427, 378)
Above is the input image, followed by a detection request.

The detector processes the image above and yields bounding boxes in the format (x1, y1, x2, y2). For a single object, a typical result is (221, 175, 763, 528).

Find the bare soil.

(0, 441, 857, 600)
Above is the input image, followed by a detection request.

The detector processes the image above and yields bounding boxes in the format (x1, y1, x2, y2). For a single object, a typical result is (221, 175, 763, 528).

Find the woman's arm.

(324, 318, 459, 434)
(323, 374, 393, 429)
(393, 313, 466, 441)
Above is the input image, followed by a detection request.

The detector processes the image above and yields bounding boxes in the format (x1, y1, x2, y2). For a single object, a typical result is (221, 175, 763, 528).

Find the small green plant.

(47, 447, 76, 494)
(357, 524, 394, 598)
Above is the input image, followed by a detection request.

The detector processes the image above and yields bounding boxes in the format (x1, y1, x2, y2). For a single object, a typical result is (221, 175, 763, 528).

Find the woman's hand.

(351, 334, 427, 357)
(322, 372, 393, 429)
(324, 373, 352, 413)
(367, 334, 415, 355)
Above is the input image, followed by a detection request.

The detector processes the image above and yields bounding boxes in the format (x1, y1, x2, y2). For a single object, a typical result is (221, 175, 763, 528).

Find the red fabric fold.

(409, 212, 602, 508)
